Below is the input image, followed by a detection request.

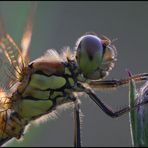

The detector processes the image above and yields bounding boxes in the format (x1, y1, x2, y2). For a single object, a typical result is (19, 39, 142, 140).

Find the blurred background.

(0, 1, 148, 147)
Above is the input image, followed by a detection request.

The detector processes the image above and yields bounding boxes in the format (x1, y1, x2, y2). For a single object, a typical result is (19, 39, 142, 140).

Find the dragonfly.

(0, 3, 148, 147)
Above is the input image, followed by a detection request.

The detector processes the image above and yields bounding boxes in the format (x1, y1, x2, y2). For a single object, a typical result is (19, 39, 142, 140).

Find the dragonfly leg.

(77, 83, 148, 118)
(73, 99, 81, 147)
(88, 73, 148, 89)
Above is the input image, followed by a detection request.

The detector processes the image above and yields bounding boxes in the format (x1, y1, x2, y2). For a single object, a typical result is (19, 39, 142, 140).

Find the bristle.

(32, 49, 63, 64)
(61, 47, 75, 61)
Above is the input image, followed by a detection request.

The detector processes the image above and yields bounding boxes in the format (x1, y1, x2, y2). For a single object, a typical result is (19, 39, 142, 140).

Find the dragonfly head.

(75, 33, 117, 80)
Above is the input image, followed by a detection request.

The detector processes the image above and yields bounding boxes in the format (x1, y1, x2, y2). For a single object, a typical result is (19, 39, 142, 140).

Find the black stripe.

(102, 44, 107, 59)
(22, 96, 49, 101)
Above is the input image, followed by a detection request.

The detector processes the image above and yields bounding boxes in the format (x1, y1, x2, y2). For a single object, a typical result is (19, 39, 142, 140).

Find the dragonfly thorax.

(12, 54, 81, 122)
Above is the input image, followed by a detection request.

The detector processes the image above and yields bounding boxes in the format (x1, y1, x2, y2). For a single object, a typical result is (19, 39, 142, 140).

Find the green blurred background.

(0, 1, 148, 147)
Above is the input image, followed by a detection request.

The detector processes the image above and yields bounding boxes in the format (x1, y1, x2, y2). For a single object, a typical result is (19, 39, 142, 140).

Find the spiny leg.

(88, 73, 148, 89)
(77, 83, 148, 118)
(73, 99, 81, 147)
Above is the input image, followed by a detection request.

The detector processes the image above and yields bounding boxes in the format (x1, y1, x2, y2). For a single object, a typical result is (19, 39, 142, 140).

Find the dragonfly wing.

(0, 14, 26, 90)
(0, 33, 25, 82)
(21, 2, 37, 65)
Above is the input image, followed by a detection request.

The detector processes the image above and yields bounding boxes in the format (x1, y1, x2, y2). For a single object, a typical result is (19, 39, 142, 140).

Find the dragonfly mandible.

(0, 3, 148, 147)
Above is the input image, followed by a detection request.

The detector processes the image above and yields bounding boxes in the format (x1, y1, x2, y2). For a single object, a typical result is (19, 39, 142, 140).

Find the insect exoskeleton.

(75, 34, 117, 80)
(13, 49, 78, 123)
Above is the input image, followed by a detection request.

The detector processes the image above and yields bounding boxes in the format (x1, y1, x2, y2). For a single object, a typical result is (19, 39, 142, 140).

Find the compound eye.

(76, 34, 104, 79)
(76, 35, 103, 60)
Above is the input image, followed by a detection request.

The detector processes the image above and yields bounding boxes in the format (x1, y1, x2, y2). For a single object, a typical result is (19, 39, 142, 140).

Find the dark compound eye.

(76, 35, 103, 61)
(75, 34, 104, 79)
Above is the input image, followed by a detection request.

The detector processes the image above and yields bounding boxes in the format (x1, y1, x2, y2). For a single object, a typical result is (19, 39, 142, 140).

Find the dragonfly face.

(76, 34, 117, 80)
(0, 3, 148, 147)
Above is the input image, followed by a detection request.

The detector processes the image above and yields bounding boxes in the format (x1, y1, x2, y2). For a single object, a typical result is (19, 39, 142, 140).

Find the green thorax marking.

(29, 74, 66, 90)
(18, 99, 53, 119)
(14, 59, 87, 121)
(16, 63, 79, 121)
